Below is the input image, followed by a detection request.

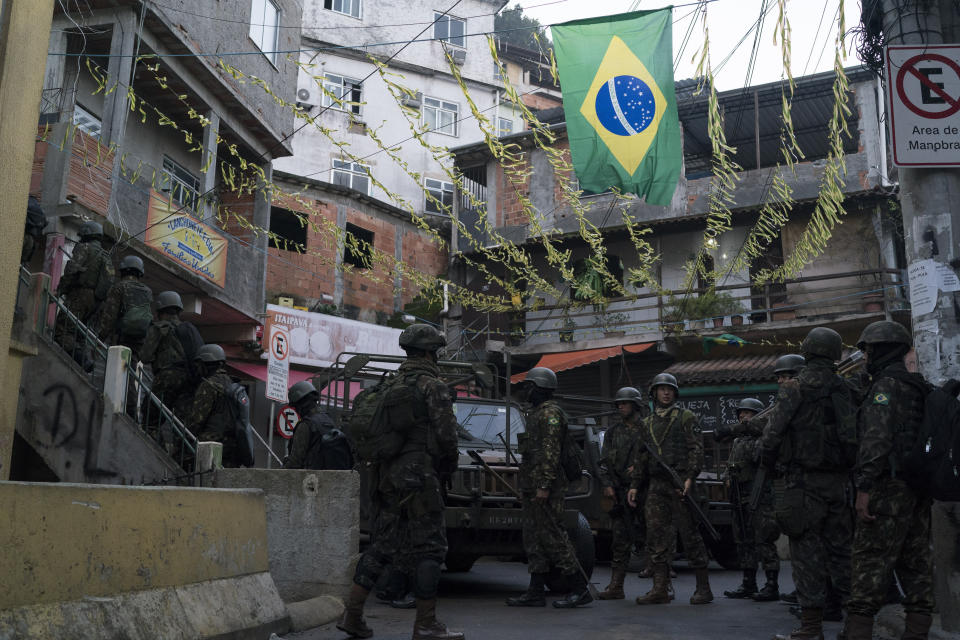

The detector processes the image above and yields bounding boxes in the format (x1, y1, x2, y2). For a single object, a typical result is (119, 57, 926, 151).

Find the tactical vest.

(196, 373, 234, 440)
(879, 369, 928, 472)
(783, 370, 856, 472)
(644, 407, 697, 477)
(151, 320, 188, 371)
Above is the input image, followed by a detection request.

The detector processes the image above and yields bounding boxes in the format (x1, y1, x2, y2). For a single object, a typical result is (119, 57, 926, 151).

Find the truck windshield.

(454, 402, 525, 446)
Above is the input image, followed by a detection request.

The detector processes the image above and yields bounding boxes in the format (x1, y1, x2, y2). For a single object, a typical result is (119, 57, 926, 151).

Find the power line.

(49, 0, 725, 59)
(146, 0, 575, 30)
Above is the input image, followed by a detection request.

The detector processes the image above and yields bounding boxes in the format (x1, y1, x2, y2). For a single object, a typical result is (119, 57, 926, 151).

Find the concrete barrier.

(211, 469, 360, 602)
(0, 481, 290, 639)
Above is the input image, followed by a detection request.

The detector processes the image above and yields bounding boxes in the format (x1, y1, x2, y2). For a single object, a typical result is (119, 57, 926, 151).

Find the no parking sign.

(275, 404, 300, 439)
(887, 45, 960, 167)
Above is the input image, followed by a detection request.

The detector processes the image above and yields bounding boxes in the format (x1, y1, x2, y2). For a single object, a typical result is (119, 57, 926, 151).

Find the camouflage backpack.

(118, 282, 153, 340)
(345, 372, 425, 463)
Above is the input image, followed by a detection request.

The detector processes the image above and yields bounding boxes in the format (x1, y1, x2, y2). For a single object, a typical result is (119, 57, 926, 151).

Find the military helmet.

(614, 386, 644, 408)
(525, 367, 558, 390)
(398, 323, 445, 352)
(773, 353, 806, 375)
(288, 380, 318, 405)
(648, 372, 679, 395)
(195, 343, 225, 363)
(156, 290, 183, 312)
(800, 327, 843, 361)
(78, 220, 103, 239)
(857, 320, 912, 349)
(119, 255, 144, 277)
(736, 397, 765, 414)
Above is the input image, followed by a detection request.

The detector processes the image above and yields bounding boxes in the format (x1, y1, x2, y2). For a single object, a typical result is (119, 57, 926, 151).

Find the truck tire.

(444, 553, 479, 573)
(544, 512, 596, 593)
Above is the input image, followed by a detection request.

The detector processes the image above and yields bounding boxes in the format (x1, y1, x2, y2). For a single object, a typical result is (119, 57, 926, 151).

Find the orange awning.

(511, 342, 654, 383)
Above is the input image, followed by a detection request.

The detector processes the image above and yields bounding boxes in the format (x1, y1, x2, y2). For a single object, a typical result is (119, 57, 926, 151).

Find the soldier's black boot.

(902, 612, 932, 640)
(412, 598, 465, 640)
(781, 589, 799, 604)
(842, 613, 874, 640)
(552, 572, 593, 608)
(690, 568, 714, 604)
(391, 592, 417, 609)
(724, 569, 758, 599)
(753, 570, 780, 601)
(337, 584, 373, 639)
(506, 572, 546, 607)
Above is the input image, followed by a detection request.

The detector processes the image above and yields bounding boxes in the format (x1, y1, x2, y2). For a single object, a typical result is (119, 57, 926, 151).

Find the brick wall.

(401, 229, 448, 307)
(218, 191, 257, 243)
(266, 193, 338, 303)
(65, 130, 115, 216)
(341, 208, 397, 318)
(266, 190, 448, 318)
(497, 154, 532, 227)
(523, 92, 562, 113)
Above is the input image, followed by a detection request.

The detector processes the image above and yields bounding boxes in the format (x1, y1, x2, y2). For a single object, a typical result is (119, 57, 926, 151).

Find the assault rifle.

(748, 467, 767, 512)
(729, 476, 750, 542)
(642, 441, 721, 541)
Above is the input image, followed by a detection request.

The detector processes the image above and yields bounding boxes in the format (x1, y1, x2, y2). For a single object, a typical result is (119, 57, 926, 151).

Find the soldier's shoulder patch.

(547, 415, 560, 426)
(873, 392, 890, 405)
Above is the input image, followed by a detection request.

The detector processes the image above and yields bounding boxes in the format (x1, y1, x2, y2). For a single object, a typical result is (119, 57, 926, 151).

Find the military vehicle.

(313, 352, 739, 580)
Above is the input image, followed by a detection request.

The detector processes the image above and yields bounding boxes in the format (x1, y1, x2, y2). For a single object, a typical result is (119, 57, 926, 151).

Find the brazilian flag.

(552, 9, 681, 206)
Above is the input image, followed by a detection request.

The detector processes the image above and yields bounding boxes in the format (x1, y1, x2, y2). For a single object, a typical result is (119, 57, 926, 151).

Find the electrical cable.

(49, 0, 726, 60)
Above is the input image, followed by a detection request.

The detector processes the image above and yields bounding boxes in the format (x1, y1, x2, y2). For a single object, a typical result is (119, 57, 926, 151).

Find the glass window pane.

(450, 19, 465, 47)
(353, 175, 369, 194)
(434, 14, 448, 40)
(333, 170, 350, 187)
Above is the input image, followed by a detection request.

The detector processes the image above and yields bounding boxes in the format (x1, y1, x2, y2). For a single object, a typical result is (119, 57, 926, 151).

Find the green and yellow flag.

(552, 9, 681, 206)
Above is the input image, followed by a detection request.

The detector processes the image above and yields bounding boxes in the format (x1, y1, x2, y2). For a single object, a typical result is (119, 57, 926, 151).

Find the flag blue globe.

(594, 75, 656, 137)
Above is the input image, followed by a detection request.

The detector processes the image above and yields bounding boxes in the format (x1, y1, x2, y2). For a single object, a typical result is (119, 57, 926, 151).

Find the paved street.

(282, 560, 848, 640)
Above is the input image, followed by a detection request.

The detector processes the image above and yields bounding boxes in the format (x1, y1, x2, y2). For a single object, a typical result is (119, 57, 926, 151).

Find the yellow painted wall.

(0, 482, 270, 609)
(0, 0, 56, 479)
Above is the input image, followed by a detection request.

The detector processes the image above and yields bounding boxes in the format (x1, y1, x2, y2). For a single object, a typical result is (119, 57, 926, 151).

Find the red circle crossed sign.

(896, 53, 960, 120)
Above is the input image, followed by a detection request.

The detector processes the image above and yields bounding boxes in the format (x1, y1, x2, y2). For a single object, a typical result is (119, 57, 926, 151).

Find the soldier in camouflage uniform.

(506, 366, 593, 609)
(759, 328, 857, 640)
(714, 397, 781, 601)
(98, 255, 153, 362)
(283, 380, 352, 470)
(627, 372, 713, 606)
(597, 386, 648, 600)
(845, 321, 934, 640)
(54, 221, 114, 358)
(184, 344, 244, 467)
(140, 291, 198, 419)
(339, 324, 464, 640)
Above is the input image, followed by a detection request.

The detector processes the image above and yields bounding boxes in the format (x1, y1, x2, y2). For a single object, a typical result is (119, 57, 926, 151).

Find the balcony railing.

(515, 268, 906, 347)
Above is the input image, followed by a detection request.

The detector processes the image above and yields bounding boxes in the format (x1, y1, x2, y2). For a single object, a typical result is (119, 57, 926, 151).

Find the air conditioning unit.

(401, 91, 423, 109)
(450, 48, 467, 66)
(296, 88, 317, 110)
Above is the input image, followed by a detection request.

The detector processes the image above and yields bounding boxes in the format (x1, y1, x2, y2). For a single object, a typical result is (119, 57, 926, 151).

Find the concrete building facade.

(273, 0, 513, 217)
(450, 67, 905, 406)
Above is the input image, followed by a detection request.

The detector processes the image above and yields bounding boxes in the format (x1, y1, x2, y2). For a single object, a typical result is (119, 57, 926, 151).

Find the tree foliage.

(495, 4, 551, 51)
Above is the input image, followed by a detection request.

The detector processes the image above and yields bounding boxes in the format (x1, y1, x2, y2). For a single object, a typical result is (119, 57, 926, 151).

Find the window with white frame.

(434, 12, 466, 48)
(161, 156, 202, 214)
(73, 104, 101, 138)
(424, 178, 454, 214)
(249, 0, 280, 64)
(497, 117, 513, 136)
(422, 96, 459, 136)
(324, 0, 361, 18)
(332, 159, 371, 194)
(321, 74, 363, 115)
(494, 62, 503, 82)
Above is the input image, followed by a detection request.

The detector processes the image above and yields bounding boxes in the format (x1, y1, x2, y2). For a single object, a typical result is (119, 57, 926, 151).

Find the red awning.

(510, 342, 655, 383)
(226, 360, 316, 386)
(226, 360, 365, 401)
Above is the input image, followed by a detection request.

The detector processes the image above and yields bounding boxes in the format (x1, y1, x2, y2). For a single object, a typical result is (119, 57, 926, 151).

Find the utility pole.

(881, 0, 960, 631)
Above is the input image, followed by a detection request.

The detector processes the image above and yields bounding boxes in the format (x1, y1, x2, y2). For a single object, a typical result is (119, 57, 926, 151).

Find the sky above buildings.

(511, 0, 865, 91)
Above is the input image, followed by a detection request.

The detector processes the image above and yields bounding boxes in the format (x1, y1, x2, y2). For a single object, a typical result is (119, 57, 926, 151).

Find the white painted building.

(273, 0, 515, 216)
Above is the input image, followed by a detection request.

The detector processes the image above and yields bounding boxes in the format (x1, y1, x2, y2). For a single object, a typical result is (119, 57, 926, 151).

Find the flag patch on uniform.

(548, 417, 560, 425)
(873, 393, 889, 405)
